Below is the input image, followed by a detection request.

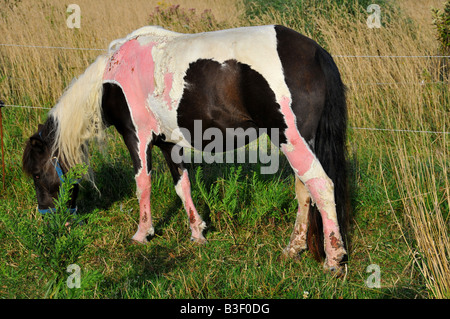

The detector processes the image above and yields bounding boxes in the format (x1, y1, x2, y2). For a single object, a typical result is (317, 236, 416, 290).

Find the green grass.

(1, 0, 447, 299)
(0, 108, 427, 299)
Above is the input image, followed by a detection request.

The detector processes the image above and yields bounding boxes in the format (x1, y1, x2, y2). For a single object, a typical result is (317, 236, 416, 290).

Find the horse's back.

(172, 25, 325, 148)
(151, 25, 290, 104)
(103, 25, 326, 149)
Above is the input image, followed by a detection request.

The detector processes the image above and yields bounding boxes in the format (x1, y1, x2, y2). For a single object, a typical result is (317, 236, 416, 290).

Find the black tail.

(307, 46, 349, 262)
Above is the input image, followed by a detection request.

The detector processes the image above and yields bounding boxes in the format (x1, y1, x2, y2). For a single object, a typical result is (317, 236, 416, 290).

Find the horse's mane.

(49, 54, 109, 172)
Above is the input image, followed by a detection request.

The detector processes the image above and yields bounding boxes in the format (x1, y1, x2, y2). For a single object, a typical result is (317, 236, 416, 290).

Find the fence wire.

(0, 42, 448, 135)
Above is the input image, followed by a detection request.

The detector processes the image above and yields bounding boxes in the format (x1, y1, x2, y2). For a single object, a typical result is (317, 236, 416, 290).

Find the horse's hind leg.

(279, 96, 346, 274)
(304, 174, 346, 272)
(159, 142, 206, 244)
(285, 149, 346, 273)
(283, 176, 310, 259)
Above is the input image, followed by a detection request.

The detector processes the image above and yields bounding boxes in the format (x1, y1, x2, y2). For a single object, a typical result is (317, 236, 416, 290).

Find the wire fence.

(0, 42, 449, 135)
(2, 102, 448, 135)
(2, 104, 51, 110)
(2, 42, 450, 57)
(0, 43, 106, 52)
(334, 55, 450, 58)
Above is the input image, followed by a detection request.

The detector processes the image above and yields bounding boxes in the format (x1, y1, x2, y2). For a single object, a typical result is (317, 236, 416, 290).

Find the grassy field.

(0, 0, 449, 299)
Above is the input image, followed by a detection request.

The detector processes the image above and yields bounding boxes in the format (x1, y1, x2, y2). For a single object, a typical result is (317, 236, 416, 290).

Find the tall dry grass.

(248, 0, 449, 298)
(384, 134, 449, 298)
(0, 0, 448, 298)
(0, 0, 243, 108)
(304, 0, 449, 298)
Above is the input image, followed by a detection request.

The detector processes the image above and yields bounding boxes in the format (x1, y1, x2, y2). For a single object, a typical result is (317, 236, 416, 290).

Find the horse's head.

(22, 120, 79, 214)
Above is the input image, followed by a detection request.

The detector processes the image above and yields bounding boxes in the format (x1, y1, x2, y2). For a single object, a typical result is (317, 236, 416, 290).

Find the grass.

(0, 0, 449, 299)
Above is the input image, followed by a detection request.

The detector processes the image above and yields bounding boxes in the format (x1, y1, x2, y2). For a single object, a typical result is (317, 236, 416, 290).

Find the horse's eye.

(34, 175, 40, 180)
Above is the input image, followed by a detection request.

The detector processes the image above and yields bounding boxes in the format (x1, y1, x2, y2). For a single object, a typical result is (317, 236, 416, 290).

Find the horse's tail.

(307, 46, 349, 261)
(50, 54, 109, 170)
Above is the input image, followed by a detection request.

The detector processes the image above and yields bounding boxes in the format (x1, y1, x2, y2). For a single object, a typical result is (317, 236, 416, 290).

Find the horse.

(22, 25, 349, 275)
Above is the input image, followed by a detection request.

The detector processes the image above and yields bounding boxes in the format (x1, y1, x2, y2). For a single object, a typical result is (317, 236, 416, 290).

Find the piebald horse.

(23, 25, 349, 275)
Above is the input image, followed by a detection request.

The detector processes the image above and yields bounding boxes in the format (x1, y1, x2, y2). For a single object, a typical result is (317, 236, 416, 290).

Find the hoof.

(131, 226, 154, 244)
(323, 260, 347, 278)
(282, 246, 305, 261)
(190, 221, 207, 245)
(131, 227, 155, 244)
(131, 236, 148, 245)
(191, 236, 207, 245)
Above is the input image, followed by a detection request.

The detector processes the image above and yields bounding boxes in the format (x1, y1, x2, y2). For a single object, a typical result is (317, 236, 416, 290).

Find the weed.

(1, 164, 104, 298)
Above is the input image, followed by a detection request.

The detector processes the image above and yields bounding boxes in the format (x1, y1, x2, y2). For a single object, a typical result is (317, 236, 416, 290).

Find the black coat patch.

(177, 58, 287, 151)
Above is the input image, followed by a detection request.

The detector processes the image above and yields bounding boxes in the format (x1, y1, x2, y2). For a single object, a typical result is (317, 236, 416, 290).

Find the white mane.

(49, 54, 108, 171)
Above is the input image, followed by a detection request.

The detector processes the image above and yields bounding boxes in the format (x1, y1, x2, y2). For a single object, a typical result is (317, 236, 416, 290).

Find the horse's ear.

(29, 136, 46, 153)
(22, 134, 47, 175)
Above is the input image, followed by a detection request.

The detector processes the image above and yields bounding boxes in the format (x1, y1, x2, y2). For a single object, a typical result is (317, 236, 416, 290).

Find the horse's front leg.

(175, 169, 206, 243)
(131, 142, 154, 244)
(132, 167, 154, 243)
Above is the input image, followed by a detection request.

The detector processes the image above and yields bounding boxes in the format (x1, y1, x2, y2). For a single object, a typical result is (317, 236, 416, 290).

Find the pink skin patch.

(278, 96, 315, 176)
(305, 177, 345, 266)
(279, 96, 345, 268)
(103, 39, 159, 133)
(103, 39, 161, 243)
(134, 172, 153, 242)
(178, 170, 205, 242)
